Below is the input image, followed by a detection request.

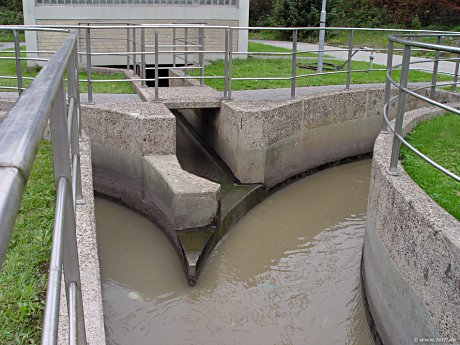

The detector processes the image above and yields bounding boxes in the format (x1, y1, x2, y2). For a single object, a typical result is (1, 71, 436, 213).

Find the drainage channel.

(95, 159, 374, 345)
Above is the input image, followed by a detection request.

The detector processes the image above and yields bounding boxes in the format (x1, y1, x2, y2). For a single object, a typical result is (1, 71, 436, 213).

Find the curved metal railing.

(382, 33, 460, 182)
(0, 28, 87, 345)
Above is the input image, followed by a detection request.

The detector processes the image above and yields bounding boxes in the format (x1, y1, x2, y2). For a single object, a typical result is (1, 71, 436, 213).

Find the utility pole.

(317, 0, 327, 73)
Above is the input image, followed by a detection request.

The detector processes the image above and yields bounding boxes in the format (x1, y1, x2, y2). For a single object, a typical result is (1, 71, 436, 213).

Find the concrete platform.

(140, 86, 223, 109)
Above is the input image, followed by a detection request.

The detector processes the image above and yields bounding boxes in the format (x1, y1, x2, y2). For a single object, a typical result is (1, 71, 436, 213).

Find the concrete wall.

(80, 102, 219, 232)
(363, 105, 460, 344)
(181, 88, 455, 187)
(22, 0, 249, 65)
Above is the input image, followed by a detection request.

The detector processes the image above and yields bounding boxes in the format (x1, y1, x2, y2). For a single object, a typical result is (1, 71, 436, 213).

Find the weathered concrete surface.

(81, 102, 220, 231)
(142, 86, 223, 109)
(144, 155, 220, 229)
(58, 131, 106, 345)
(82, 102, 176, 156)
(363, 104, 460, 345)
(182, 88, 460, 187)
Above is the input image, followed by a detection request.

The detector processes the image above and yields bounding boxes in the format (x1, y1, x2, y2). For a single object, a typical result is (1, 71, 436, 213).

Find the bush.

(0, 8, 23, 25)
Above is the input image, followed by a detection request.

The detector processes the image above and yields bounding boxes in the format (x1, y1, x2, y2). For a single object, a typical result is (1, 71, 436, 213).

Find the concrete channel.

(1, 80, 458, 344)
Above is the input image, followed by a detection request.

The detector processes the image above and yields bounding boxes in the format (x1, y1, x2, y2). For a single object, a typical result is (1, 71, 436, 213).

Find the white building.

(23, 0, 249, 65)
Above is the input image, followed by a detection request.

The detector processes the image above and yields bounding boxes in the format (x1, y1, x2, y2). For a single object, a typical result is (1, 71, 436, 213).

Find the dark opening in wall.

(145, 65, 172, 87)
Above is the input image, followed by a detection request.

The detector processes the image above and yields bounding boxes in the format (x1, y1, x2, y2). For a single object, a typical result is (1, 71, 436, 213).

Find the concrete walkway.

(231, 82, 432, 101)
(251, 39, 459, 76)
(0, 91, 142, 104)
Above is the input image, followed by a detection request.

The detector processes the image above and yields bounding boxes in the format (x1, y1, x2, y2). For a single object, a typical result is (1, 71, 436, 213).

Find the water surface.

(96, 159, 374, 345)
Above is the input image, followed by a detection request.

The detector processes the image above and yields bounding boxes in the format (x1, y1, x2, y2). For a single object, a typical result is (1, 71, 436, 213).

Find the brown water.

(96, 159, 374, 345)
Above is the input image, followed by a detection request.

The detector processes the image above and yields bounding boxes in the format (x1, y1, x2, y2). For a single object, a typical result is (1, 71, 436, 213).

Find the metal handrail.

(1, 25, 459, 102)
(0, 28, 87, 345)
(382, 34, 460, 182)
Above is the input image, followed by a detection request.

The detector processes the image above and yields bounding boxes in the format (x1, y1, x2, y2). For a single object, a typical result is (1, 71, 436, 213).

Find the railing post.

(85, 28, 93, 104)
(141, 27, 146, 87)
(67, 47, 84, 204)
(184, 27, 188, 74)
(291, 29, 298, 99)
(154, 28, 159, 101)
(453, 38, 460, 92)
(389, 45, 412, 176)
(346, 29, 354, 90)
(199, 27, 205, 86)
(173, 27, 177, 68)
(383, 40, 394, 133)
(126, 26, 130, 70)
(227, 28, 233, 100)
(430, 35, 441, 99)
(223, 27, 229, 99)
(132, 26, 137, 74)
(13, 30, 23, 96)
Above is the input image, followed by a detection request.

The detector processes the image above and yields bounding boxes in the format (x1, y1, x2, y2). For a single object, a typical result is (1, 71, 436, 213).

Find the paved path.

(231, 82, 432, 101)
(251, 39, 458, 76)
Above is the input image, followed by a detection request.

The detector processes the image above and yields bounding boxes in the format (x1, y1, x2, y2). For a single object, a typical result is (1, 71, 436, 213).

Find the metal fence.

(2, 25, 460, 103)
(0, 27, 87, 345)
(383, 32, 460, 182)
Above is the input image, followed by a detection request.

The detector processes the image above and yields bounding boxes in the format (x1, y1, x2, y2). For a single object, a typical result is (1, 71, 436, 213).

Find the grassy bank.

(195, 56, 449, 91)
(0, 141, 54, 344)
(400, 113, 460, 220)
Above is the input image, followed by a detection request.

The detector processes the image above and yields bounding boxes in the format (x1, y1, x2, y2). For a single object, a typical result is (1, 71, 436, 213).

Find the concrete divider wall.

(81, 102, 220, 234)
(363, 105, 460, 344)
(181, 88, 460, 187)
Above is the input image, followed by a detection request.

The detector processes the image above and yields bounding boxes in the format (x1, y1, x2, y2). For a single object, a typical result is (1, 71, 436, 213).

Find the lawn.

(0, 141, 54, 344)
(400, 113, 460, 220)
(0, 49, 134, 94)
(196, 49, 450, 91)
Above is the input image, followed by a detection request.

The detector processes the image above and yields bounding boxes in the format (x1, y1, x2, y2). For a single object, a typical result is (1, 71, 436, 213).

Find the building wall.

(23, 0, 249, 66)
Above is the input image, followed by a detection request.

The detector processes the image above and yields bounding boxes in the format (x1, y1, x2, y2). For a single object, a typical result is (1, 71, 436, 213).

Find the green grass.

(400, 113, 460, 220)
(248, 41, 318, 58)
(0, 49, 134, 94)
(196, 56, 450, 91)
(0, 141, 54, 344)
(0, 31, 25, 43)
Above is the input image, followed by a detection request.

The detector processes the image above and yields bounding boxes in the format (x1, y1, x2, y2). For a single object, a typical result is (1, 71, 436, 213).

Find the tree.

(371, 0, 460, 27)
(249, 0, 274, 27)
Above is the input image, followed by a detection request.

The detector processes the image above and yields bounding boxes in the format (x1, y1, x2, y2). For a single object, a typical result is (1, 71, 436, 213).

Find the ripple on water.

(96, 159, 374, 345)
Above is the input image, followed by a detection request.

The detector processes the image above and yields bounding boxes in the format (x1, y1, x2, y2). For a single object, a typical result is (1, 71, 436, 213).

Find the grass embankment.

(196, 42, 450, 91)
(0, 141, 54, 344)
(0, 49, 134, 94)
(400, 113, 460, 220)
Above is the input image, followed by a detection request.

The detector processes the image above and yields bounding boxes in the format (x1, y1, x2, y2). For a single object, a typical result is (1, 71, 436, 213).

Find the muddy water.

(96, 159, 374, 345)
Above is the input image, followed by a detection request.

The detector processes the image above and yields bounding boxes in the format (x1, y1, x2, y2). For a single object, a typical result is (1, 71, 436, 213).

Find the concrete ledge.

(144, 155, 220, 229)
(58, 131, 106, 345)
(141, 86, 223, 109)
(81, 101, 221, 230)
(82, 102, 176, 155)
(363, 104, 460, 344)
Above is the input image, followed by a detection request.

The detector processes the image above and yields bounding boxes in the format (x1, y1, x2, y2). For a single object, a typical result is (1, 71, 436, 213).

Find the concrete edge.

(363, 103, 460, 343)
(58, 131, 106, 345)
(143, 155, 220, 229)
